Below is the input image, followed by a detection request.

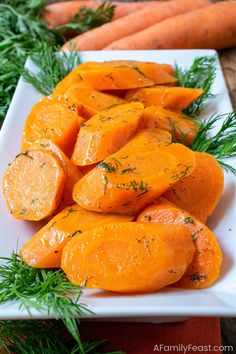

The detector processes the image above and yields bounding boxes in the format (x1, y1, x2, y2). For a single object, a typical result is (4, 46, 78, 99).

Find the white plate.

(0, 50, 235, 321)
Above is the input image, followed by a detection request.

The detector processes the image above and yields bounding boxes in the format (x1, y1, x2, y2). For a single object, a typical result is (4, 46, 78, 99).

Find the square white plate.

(0, 50, 235, 321)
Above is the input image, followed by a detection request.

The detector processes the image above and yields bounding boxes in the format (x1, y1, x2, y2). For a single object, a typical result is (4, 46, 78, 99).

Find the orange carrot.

(42, 1, 164, 27)
(71, 102, 144, 166)
(105, 1, 236, 50)
(65, 84, 126, 119)
(2, 150, 66, 221)
(61, 222, 195, 293)
(125, 86, 203, 111)
(137, 198, 223, 289)
(61, 0, 210, 51)
(73, 138, 196, 214)
(141, 106, 199, 145)
(20, 204, 133, 268)
(164, 152, 224, 223)
(21, 94, 81, 158)
(31, 139, 82, 209)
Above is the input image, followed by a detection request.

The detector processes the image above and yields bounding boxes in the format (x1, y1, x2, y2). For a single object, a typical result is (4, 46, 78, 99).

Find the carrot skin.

(105, 1, 236, 50)
(61, 0, 210, 51)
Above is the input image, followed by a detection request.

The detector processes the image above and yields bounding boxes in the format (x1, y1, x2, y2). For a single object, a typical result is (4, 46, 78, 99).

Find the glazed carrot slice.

(31, 139, 82, 209)
(74, 60, 176, 85)
(164, 152, 224, 223)
(65, 84, 126, 119)
(137, 198, 223, 289)
(73, 138, 196, 214)
(2, 150, 66, 221)
(78, 60, 175, 76)
(55, 64, 154, 94)
(21, 94, 80, 157)
(20, 204, 133, 268)
(141, 106, 199, 145)
(71, 102, 144, 166)
(125, 86, 203, 111)
(61, 222, 195, 293)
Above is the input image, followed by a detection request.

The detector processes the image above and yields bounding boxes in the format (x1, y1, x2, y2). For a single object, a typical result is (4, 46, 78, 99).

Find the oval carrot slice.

(55, 64, 154, 94)
(137, 198, 223, 289)
(61, 222, 195, 293)
(125, 86, 203, 111)
(31, 139, 82, 209)
(73, 137, 196, 214)
(141, 106, 199, 145)
(20, 204, 133, 268)
(164, 152, 224, 223)
(2, 150, 66, 221)
(21, 94, 80, 157)
(77, 60, 175, 76)
(71, 102, 144, 166)
(65, 84, 126, 119)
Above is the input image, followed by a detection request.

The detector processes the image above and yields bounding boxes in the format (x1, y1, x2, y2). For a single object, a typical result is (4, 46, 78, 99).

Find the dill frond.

(20, 42, 81, 96)
(190, 111, 236, 174)
(175, 56, 217, 116)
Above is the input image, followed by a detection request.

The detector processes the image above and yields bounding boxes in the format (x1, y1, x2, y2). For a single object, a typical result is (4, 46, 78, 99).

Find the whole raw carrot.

(105, 1, 236, 50)
(42, 1, 160, 27)
(61, 0, 210, 51)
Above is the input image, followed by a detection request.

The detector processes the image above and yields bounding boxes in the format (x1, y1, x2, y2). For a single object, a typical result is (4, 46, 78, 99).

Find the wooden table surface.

(220, 47, 236, 107)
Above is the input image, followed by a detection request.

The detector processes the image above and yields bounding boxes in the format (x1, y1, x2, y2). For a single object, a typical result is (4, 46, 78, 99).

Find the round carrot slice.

(2, 150, 66, 221)
(21, 94, 80, 157)
(61, 222, 195, 293)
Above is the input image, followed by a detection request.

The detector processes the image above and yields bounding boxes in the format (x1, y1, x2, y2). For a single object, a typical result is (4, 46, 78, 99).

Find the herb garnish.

(183, 216, 195, 224)
(120, 167, 137, 174)
(0, 319, 122, 353)
(97, 162, 116, 173)
(187, 272, 207, 282)
(175, 55, 217, 116)
(190, 111, 236, 174)
(0, 252, 89, 351)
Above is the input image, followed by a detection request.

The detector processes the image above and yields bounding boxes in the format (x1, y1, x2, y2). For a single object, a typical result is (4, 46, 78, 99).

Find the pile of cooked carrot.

(2, 60, 223, 293)
(42, 0, 236, 51)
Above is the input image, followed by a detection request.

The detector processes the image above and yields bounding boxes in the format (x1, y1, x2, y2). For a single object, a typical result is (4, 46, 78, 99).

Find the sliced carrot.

(20, 204, 133, 268)
(75, 67, 154, 91)
(137, 198, 223, 288)
(77, 60, 175, 77)
(125, 86, 203, 111)
(73, 138, 196, 214)
(2, 150, 66, 221)
(31, 139, 82, 209)
(164, 152, 224, 223)
(141, 106, 199, 145)
(54, 64, 154, 94)
(65, 84, 126, 119)
(71, 102, 144, 166)
(21, 94, 80, 157)
(61, 222, 195, 293)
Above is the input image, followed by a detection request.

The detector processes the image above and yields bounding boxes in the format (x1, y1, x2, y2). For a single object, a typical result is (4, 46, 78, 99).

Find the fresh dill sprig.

(190, 111, 236, 174)
(20, 42, 81, 96)
(55, 3, 116, 38)
(175, 56, 217, 116)
(0, 320, 124, 354)
(0, 252, 90, 351)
